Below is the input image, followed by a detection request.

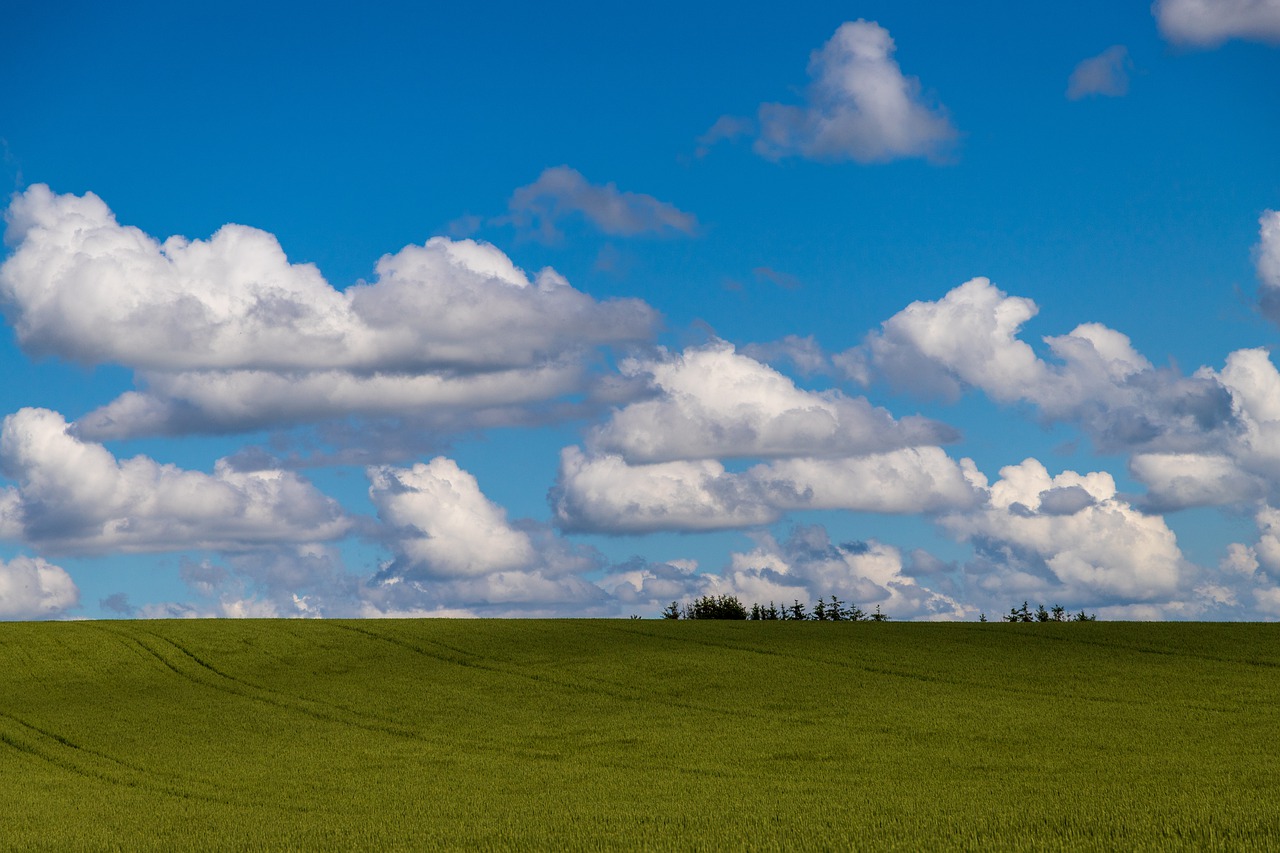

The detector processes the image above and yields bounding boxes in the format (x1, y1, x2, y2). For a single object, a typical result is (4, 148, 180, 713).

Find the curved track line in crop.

(146, 627, 415, 730)
(332, 622, 792, 724)
(96, 626, 422, 743)
(0, 709, 257, 808)
(989, 626, 1280, 671)
(599, 624, 1187, 711)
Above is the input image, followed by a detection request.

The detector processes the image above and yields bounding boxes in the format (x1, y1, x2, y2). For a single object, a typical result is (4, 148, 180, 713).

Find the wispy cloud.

(1153, 0, 1280, 47)
(752, 266, 802, 290)
(695, 115, 754, 158)
(503, 166, 698, 241)
(1066, 46, 1132, 100)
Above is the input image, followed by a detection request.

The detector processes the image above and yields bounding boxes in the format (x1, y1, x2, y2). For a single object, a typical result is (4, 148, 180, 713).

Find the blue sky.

(1, 0, 1278, 620)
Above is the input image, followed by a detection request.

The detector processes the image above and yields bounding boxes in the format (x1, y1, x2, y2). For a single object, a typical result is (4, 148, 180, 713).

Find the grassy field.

(2, 619, 1279, 850)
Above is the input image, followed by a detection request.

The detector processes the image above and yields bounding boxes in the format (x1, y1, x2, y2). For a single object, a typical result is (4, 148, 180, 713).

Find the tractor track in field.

(96, 625, 424, 743)
(331, 622, 806, 725)
(598, 623, 1243, 713)
(0, 708, 269, 809)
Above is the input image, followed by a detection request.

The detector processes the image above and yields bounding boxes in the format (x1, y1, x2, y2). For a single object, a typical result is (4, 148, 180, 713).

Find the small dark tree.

(870, 605, 888, 622)
(1051, 604, 1065, 622)
(662, 601, 681, 620)
(1018, 601, 1034, 623)
(827, 595, 845, 621)
(979, 612, 988, 623)
(686, 594, 748, 619)
(789, 600, 807, 620)
(812, 598, 828, 621)
(766, 601, 781, 620)
(750, 603, 763, 620)
(1035, 604, 1051, 623)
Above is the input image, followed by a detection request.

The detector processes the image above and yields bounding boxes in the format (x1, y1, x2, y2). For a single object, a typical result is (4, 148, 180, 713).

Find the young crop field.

(2, 619, 1278, 850)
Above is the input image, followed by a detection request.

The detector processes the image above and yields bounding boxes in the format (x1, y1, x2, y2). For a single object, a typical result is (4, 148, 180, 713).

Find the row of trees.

(662, 595, 888, 621)
(657, 596, 1101, 622)
(980, 601, 1097, 622)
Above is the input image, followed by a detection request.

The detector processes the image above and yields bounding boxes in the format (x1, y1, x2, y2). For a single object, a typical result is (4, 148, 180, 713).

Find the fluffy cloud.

(554, 341, 979, 534)
(840, 278, 1046, 400)
(1255, 210, 1280, 323)
(552, 448, 776, 533)
(369, 458, 538, 579)
(1066, 46, 1132, 100)
(943, 458, 1187, 602)
(846, 277, 1235, 452)
(78, 361, 586, 439)
(755, 20, 956, 163)
(366, 457, 612, 614)
(846, 275, 1280, 512)
(1199, 510, 1280, 618)
(589, 342, 954, 463)
(503, 166, 698, 241)
(553, 445, 982, 534)
(754, 450, 985, 513)
(1122, 346, 1280, 510)
(598, 527, 968, 621)
(601, 558, 709, 609)
(1, 185, 656, 438)
(0, 556, 79, 619)
(717, 527, 969, 620)
(1150, 349, 1280, 503)
(1128, 452, 1267, 510)
(1153, 0, 1280, 47)
(0, 408, 350, 554)
(151, 457, 626, 618)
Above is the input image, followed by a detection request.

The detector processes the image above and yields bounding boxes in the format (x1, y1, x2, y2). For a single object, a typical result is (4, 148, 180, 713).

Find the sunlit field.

(2, 619, 1278, 850)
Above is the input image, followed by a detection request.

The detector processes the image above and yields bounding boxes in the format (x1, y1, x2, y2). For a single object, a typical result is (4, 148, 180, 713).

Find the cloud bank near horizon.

(4, 177, 1280, 620)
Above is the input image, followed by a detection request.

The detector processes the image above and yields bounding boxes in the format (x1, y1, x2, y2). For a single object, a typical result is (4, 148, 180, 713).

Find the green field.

(2, 619, 1279, 850)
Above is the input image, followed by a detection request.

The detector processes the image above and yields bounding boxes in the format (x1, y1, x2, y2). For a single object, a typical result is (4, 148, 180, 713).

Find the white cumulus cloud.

(365, 457, 613, 615)
(718, 527, 970, 620)
(943, 458, 1187, 602)
(754, 20, 957, 163)
(1120, 346, 1280, 511)
(589, 342, 954, 463)
(368, 458, 537, 579)
(597, 527, 968, 621)
(0, 556, 79, 619)
(79, 361, 586, 439)
(552, 447, 777, 533)
(846, 277, 1236, 453)
(1, 185, 657, 439)
(1255, 210, 1280, 324)
(552, 446, 983, 534)
(1128, 452, 1267, 509)
(0, 408, 350, 554)
(554, 340, 980, 534)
